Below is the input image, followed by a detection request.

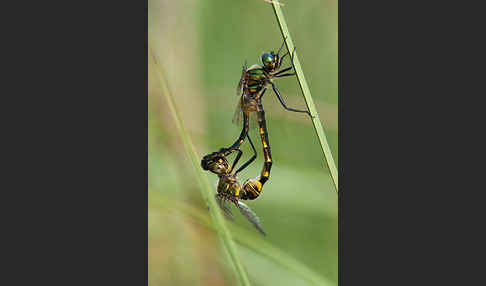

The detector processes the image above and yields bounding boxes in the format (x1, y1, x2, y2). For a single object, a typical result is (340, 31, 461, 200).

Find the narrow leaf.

(270, 1, 339, 193)
(149, 44, 252, 286)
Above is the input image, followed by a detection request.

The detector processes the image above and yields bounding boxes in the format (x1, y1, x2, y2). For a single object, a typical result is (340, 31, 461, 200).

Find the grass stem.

(150, 188, 335, 286)
(270, 1, 339, 193)
(149, 44, 252, 286)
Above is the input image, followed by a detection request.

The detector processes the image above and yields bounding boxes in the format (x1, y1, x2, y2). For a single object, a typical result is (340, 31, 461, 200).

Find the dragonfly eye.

(201, 153, 230, 175)
(261, 52, 274, 67)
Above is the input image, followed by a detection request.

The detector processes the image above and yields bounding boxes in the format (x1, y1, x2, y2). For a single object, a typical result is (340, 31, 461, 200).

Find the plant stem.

(149, 45, 252, 286)
(270, 1, 339, 193)
(150, 188, 336, 286)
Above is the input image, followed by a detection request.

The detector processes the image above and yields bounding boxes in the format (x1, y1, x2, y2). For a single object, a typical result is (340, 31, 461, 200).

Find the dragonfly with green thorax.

(202, 39, 312, 199)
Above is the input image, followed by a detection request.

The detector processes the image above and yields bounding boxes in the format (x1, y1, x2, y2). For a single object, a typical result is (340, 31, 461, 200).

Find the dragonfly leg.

(275, 72, 296, 78)
(234, 134, 257, 175)
(279, 51, 289, 64)
(277, 47, 296, 71)
(290, 47, 296, 65)
(277, 37, 286, 56)
(274, 66, 293, 76)
(271, 82, 311, 117)
(230, 149, 243, 172)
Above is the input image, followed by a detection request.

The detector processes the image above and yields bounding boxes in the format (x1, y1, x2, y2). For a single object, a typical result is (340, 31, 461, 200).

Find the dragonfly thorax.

(217, 174, 242, 202)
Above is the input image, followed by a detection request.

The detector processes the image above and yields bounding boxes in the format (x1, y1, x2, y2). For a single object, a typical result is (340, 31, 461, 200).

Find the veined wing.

(236, 61, 248, 97)
(232, 98, 243, 126)
(215, 194, 234, 221)
(237, 201, 266, 236)
(232, 100, 259, 130)
(233, 61, 258, 129)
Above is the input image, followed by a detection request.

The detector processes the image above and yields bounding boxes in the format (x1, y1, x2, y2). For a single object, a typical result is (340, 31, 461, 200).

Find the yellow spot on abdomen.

(255, 181, 262, 191)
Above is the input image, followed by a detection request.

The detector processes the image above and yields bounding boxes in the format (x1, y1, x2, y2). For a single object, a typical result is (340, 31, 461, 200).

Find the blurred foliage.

(149, 0, 337, 285)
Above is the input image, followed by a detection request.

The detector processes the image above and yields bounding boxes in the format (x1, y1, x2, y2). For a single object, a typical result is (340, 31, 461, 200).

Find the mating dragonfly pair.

(201, 39, 312, 236)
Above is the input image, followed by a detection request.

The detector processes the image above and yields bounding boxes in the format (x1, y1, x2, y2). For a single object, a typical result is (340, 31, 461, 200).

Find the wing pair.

(216, 194, 266, 236)
(233, 61, 260, 129)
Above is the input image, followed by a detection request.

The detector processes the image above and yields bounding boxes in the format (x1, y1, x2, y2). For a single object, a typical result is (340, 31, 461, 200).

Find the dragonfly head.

(201, 152, 231, 175)
(261, 52, 278, 72)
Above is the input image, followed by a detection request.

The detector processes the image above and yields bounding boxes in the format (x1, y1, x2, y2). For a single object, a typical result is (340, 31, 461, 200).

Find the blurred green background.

(148, 0, 337, 285)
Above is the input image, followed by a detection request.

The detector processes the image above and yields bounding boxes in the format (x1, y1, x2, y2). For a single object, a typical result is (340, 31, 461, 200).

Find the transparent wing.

(237, 201, 266, 236)
(216, 194, 234, 221)
(232, 99, 243, 126)
(248, 112, 259, 130)
(234, 62, 259, 129)
(232, 99, 258, 130)
(236, 61, 248, 97)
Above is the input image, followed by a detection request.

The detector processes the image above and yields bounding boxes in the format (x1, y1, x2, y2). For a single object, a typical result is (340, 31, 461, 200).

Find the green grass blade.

(149, 188, 335, 286)
(149, 45, 252, 286)
(270, 1, 339, 193)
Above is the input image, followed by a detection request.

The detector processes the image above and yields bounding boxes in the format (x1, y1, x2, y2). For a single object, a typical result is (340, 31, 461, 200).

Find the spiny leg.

(274, 66, 294, 76)
(271, 82, 311, 117)
(277, 47, 295, 71)
(230, 149, 243, 172)
(275, 72, 296, 78)
(234, 134, 257, 175)
(279, 51, 290, 66)
(276, 37, 286, 56)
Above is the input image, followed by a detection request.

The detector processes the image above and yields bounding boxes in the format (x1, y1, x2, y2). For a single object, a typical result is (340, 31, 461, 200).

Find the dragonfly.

(205, 134, 266, 236)
(205, 97, 272, 235)
(202, 39, 312, 185)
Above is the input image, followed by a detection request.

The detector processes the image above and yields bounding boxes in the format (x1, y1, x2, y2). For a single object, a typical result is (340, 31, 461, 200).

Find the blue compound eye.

(261, 52, 273, 64)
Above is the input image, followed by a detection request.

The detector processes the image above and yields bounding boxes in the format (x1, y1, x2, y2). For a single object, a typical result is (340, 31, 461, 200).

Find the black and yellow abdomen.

(241, 177, 262, 200)
(241, 102, 272, 200)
